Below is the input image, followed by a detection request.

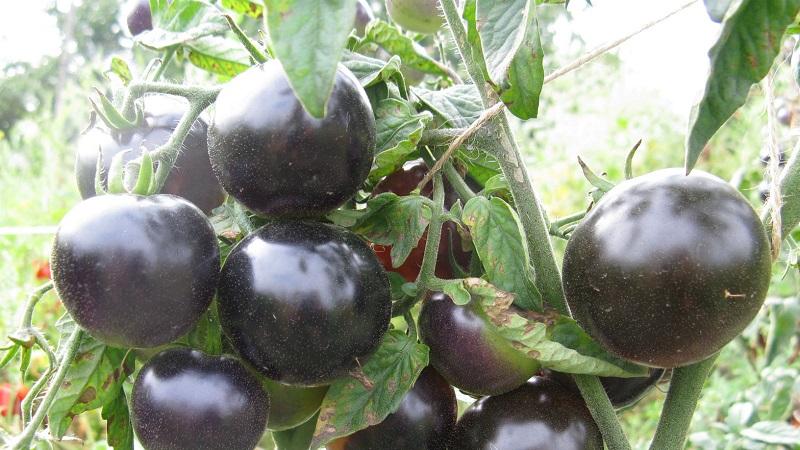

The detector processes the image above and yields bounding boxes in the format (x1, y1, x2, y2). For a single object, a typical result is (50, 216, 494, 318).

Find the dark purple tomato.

(385, 0, 444, 34)
(372, 160, 471, 281)
(76, 94, 225, 214)
(541, 368, 665, 410)
(419, 293, 538, 396)
(207, 61, 376, 218)
(262, 378, 328, 431)
(563, 168, 772, 368)
(217, 220, 391, 386)
(132, 348, 269, 450)
(355, 0, 374, 35)
(125, 0, 152, 36)
(328, 367, 457, 450)
(51, 194, 219, 348)
(451, 377, 603, 450)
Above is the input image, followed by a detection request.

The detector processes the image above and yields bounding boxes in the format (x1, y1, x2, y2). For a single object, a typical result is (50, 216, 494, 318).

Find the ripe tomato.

(0, 384, 28, 417)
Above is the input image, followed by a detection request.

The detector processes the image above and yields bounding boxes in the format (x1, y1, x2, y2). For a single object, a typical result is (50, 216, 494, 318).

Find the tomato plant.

(4, 0, 800, 449)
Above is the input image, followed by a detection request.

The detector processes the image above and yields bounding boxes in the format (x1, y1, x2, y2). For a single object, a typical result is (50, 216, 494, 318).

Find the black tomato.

(562, 168, 772, 368)
(419, 293, 538, 396)
(217, 221, 391, 386)
(451, 376, 603, 450)
(132, 348, 269, 450)
(385, 0, 444, 34)
(328, 367, 457, 450)
(76, 94, 225, 214)
(355, 0, 374, 35)
(541, 368, 666, 410)
(51, 194, 219, 348)
(207, 61, 375, 218)
(262, 378, 328, 431)
(125, 0, 152, 36)
(372, 160, 471, 281)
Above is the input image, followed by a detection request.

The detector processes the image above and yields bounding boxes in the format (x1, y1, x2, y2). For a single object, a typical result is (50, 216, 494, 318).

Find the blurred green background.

(0, 1, 798, 449)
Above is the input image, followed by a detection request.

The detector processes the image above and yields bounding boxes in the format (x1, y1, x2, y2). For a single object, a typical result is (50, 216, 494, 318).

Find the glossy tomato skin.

(51, 194, 219, 348)
(125, 0, 152, 36)
(76, 95, 225, 214)
(419, 293, 538, 396)
(329, 367, 457, 450)
(217, 221, 391, 386)
(451, 376, 603, 450)
(385, 0, 444, 34)
(542, 368, 665, 410)
(208, 61, 375, 218)
(132, 349, 269, 450)
(372, 160, 470, 281)
(262, 378, 328, 431)
(563, 168, 772, 368)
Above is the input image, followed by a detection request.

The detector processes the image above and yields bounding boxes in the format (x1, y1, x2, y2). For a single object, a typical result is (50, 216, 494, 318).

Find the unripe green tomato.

(262, 378, 328, 431)
(385, 0, 445, 34)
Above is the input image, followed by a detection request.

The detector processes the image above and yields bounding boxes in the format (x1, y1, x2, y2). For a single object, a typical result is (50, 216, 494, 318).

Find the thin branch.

(543, 0, 698, 85)
(21, 282, 53, 329)
(417, 102, 505, 191)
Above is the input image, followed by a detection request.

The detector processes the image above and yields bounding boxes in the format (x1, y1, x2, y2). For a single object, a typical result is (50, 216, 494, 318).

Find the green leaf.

(462, 0, 491, 81)
(439, 279, 472, 305)
(101, 390, 134, 450)
(458, 150, 502, 185)
(363, 20, 450, 76)
(272, 411, 318, 450)
(369, 98, 433, 184)
(685, 0, 800, 173)
(353, 193, 431, 267)
(186, 36, 252, 78)
(341, 50, 406, 96)
(266, 0, 357, 118)
(703, 0, 737, 22)
(481, 174, 509, 195)
(475, 0, 544, 118)
(177, 302, 223, 355)
(310, 330, 429, 447)
(140, 0, 228, 50)
(49, 317, 133, 438)
(462, 196, 541, 311)
(740, 421, 800, 445)
(220, 0, 263, 17)
(108, 57, 133, 85)
(481, 298, 648, 377)
(413, 84, 483, 128)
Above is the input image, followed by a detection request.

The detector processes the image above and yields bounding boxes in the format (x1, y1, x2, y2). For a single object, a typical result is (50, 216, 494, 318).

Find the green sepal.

(130, 150, 154, 195)
(107, 151, 129, 194)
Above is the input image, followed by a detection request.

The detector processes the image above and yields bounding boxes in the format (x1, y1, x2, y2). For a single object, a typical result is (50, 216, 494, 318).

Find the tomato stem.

(648, 355, 718, 450)
(223, 14, 269, 64)
(417, 174, 446, 290)
(574, 374, 632, 450)
(21, 282, 53, 330)
(10, 328, 83, 450)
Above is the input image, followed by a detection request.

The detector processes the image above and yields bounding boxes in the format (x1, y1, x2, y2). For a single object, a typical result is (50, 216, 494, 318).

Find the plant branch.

(11, 328, 83, 450)
(417, 102, 505, 191)
(543, 0, 697, 85)
(21, 282, 53, 329)
(417, 174, 446, 289)
(223, 14, 269, 63)
(440, 0, 566, 314)
(443, 161, 476, 201)
(649, 355, 718, 450)
(150, 47, 176, 82)
(574, 375, 632, 450)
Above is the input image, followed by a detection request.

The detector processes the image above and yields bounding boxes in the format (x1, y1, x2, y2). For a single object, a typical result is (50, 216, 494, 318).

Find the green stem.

(649, 355, 718, 450)
(11, 328, 83, 450)
(439, 0, 566, 314)
(417, 174, 446, 289)
(763, 138, 800, 240)
(574, 375, 632, 450)
(224, 14, 269, 63)
(150, 47, 176, 81)
(420, 128, 493, 150)
(551, 211, 586, 230)
(443, 161, 476, 201)
(21, 282, 53, 329)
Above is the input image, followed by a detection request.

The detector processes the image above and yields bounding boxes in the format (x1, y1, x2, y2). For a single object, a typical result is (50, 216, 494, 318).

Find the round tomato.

(328, 367, 457, 449)
(562, 168, 772, 368)
(451, 376, 603, 450)
(355, 0, 374, 35)
(125, 0, 152, 36)
(217, 220, 391, 386)
(76, 94, 225, 214)
(51, 194, 219, 348)
(385, 0, 445, 34)
(419, 292, 538, 396)
(262, 378, 328, 431)
(0, 384, 28, 417)
(132, 348, 269, 450)
(208, 61, 375, 218)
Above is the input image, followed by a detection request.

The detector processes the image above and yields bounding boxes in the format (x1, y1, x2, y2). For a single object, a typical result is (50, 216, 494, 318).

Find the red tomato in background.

(33, 260, 51, 281)
(372, 160, 471, 281)
(0, 384, 29, 416)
